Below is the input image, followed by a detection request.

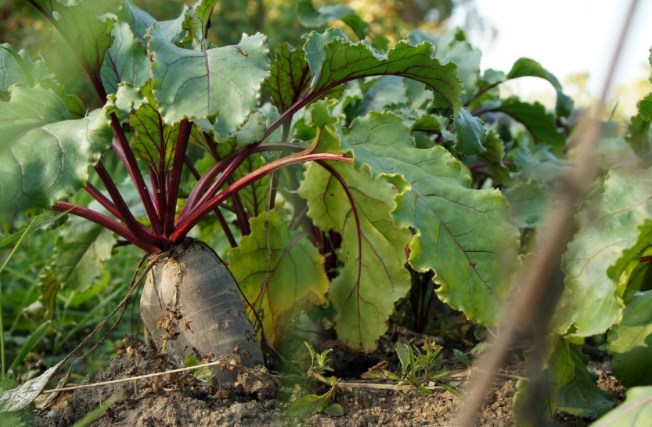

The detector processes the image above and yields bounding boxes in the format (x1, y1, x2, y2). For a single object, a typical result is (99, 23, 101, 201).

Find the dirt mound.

(33, 336, 600, 426)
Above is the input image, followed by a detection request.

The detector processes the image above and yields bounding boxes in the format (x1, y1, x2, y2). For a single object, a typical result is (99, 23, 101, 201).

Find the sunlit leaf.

(227, 209, 329, 345)
(341, 113, 519, 326)
(298, 125, 412, 350)
(554, 167, 652, 337)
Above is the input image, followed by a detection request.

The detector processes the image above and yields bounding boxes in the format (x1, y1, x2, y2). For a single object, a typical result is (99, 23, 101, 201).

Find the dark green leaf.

(266, 44, 311, 113)
(304, 29, 462, 112)
(129, 100, 177, 169)
(608, 290, 652, 387)
(507, 57, 573, 117)
(557, 345, 614, 418)
(514, 339, 613, 423)
(9, 321, 50, 372)
(489, 97, 565, 150)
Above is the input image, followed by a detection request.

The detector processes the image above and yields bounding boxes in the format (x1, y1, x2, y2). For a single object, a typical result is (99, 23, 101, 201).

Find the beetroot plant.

(1, 0, 579, 391)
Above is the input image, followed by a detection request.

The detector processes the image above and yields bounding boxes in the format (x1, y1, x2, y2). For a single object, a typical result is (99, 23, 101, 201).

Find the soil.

(32, 331, 623, 427)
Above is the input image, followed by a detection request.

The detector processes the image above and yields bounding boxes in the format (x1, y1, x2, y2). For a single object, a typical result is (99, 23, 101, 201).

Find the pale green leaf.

(227, 209, 329, 345)
(298, 126, 412, 350)
(36, 0, 120, 70)
(341, 113, 519, 326)
(101, 21, 150, 94)
(608, 290, 652, 387)
(0, 86, 111, 225)
(122, 0, 156, 43)
(287, 391, 333, 417)
(590, 387, 652, 427)
(0, 44, 53, 91)
(554, 167, 652, 337)
(304, 28, 462, 112)
(149, 32, 269, 129)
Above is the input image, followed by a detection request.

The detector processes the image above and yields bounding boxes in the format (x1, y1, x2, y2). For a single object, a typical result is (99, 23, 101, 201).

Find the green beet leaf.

(101, 21, 150, 94)
(554, 167, 652, 337)
(303, 28, 462, 112)
(149, 32, 269, 130)
(298, 125, 412, 350)
(231, 153, 270, 217)
(453, 108, 486, 155)
(515, 338, 613, 423)
(227, 209, 330, 345)
(341, 112, 519, 326)
(0, 85, 111, 226)
(266, 44, 311, 113)
(556, 344, 614, 418)
(608, 290, 652, 387)
(590, 387, 652, 427)
(122, 0, 156, 44)
(42, 219, 116, 293)
(129, 100, 178, 170)
(0, 44, 53, 91)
